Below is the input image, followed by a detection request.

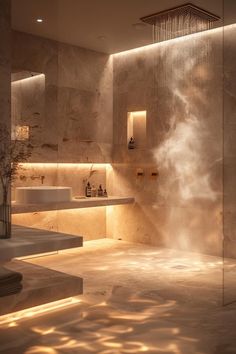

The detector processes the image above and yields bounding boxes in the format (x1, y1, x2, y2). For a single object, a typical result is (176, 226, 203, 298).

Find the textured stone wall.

(223, 25, 236, 259)
(12, 31, 59, 162)
(11, 31, 113, 240)
(109, 27, 226, 256)
(222, 0, 236, 304)
(0, 0, 11, 129)
(12, 163, 107, 199)
(12, 207, 107, 241)
(11, 22, 236, 257)
(12, 163, 108, 241)
(0, 0, 11, 205)
(57, 43, 113, 163)
(12, 31, 113, 163)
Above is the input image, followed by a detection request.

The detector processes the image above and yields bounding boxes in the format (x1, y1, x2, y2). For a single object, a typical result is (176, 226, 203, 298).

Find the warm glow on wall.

(20, 163, 111, 169)
(127, 111, 147, 149)
(11, 73, 45, 84)
(0, 297, 81, 326)
(112, 23, 236, 56)
(12, 125, 29, 141)
(130, 111, 147, 117)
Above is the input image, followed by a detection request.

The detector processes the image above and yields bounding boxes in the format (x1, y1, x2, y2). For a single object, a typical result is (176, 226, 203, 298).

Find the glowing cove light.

(0, 297, 81, 327)
(17, 162, 113, 176)
(20, 163, 111, 169)
(112, 23, 236, 56)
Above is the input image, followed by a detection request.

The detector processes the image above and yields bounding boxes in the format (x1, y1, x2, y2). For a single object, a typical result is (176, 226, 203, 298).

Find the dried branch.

(0, 125, 32, 203)
(82, 164, 98, 185)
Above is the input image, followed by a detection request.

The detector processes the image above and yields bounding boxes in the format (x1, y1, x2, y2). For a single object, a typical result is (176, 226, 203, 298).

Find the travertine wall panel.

(223, 25, 236, 259)
(109, 28, 226, 256)
(0, 0, 11, 129)
(12, 207, 106, 241)
(12, 31, 113, 163)
(0, 0, 11, 206)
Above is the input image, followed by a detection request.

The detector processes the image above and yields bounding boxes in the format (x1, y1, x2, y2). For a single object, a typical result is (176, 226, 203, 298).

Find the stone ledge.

(12, 196, 135, 214)
(0, 260, 83, 316)
(0, 225, 83, 262)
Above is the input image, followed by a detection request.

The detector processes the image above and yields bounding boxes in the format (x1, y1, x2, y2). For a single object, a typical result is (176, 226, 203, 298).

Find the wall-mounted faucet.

(19, 175, 27, 182)
(31, 175, 45, 184)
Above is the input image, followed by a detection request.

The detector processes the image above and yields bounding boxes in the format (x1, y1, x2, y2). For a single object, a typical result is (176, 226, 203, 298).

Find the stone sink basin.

(15, 186, 72, 204)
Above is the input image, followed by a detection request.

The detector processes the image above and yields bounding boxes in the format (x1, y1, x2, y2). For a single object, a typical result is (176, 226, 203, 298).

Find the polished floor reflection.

(0, 239, 236, 354)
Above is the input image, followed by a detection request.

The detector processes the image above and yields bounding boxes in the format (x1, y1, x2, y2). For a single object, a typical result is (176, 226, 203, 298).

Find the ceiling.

(11, 0, 236, 54)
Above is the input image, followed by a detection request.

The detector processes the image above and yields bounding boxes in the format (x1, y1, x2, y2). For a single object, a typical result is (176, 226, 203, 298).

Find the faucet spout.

(31, 175, 45, 184)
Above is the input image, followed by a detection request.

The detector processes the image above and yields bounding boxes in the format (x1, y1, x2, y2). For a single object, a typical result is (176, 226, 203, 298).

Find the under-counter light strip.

(112, 23, 236, 56)
(0, 297, 81, 326)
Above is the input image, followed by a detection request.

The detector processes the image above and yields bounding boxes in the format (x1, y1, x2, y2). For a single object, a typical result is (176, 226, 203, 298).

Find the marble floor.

(0, 239, 236, 354)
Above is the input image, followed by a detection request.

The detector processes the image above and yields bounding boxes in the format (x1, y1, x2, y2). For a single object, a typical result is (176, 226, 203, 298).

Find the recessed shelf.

(11, 125, 30, 141)
(127, 110, 147, 149)
(12, 196, 135, 214)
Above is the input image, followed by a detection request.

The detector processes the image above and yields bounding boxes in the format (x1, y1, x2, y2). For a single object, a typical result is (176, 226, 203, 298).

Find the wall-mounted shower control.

(136, 168, 144, 177)
(151, 171, 159, 178)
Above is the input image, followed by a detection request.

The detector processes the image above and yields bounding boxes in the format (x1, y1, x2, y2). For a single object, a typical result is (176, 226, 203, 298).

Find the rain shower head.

(140, 3, 220, 42)
(140, 3, 220, 25)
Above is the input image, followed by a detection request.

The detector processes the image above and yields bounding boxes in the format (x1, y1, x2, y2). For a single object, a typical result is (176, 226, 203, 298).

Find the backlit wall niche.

(12, 125, 29, 141)
(127, 111, 147, 149)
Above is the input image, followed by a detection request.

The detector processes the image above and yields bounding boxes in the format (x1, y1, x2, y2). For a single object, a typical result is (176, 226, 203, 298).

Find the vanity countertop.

(12, 196, 135, 214)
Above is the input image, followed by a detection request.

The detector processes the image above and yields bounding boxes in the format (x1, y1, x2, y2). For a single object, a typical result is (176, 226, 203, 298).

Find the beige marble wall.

(57, 43, 113, 163)
(0, 0, 11, 129)
(12, 31, 59, 162)
(11, 24, 236, 257)
(11, 74, 45, 143)
(12, 31, 113, 163)
(12, 163, 107, 199)
(11, 31, 113, 239)
(223, 24, 236, 259)
(0, 0, 11, 205)
(12, 207, 106, 241)
(109, 28, 225, 256)
(12, 163, 108, 240)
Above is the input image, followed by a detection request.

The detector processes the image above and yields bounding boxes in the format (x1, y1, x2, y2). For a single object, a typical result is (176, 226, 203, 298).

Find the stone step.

(0, 225, 83, 262)
(0, 260, 83, 316)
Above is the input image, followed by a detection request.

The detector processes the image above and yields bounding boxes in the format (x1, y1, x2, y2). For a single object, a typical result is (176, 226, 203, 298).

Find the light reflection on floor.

(0, 239, 236, 354)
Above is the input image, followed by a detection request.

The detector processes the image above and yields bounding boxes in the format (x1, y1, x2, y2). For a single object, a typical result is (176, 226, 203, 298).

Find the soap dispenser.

(91, 184, 97, 197)
(85, 182, 92, 197)
(128, 137, 135, 149)
(97, 184, 103, 197)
